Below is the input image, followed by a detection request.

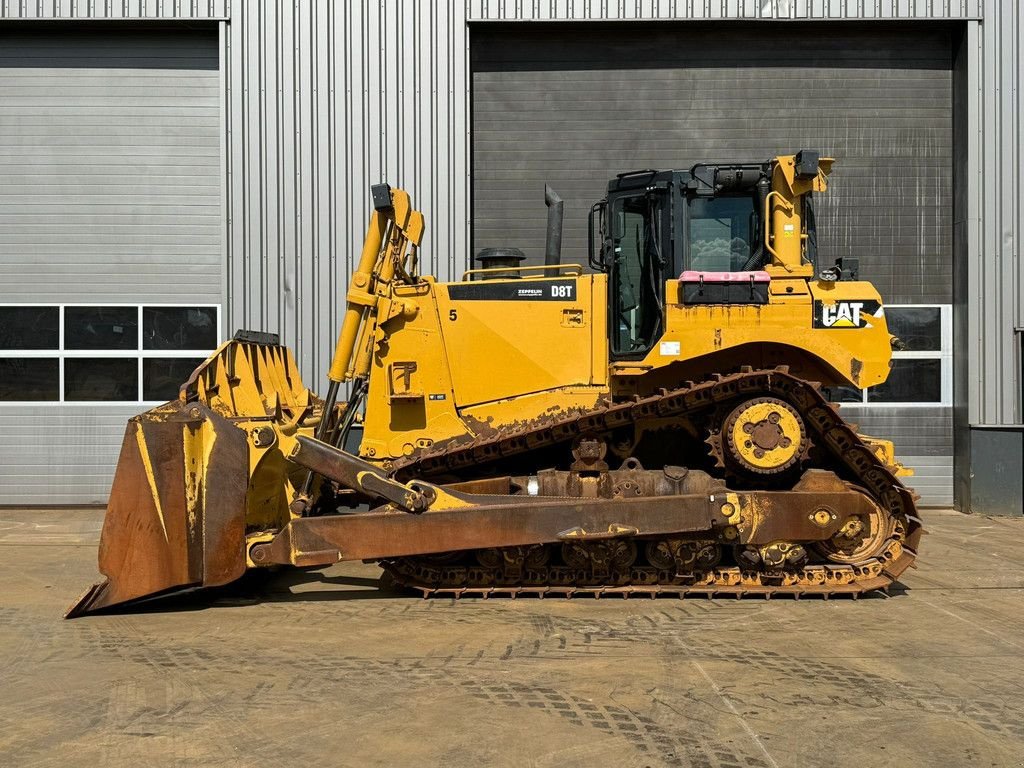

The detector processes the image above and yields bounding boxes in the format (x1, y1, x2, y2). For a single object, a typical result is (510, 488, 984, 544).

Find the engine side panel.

(436, 274, 607, 407)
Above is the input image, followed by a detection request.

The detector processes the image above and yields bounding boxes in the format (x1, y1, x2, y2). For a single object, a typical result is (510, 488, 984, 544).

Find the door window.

(611, 194, 663, 356)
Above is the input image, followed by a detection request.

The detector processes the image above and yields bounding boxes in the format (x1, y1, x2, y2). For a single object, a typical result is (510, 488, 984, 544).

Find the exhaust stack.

(544, 184, 563, 266)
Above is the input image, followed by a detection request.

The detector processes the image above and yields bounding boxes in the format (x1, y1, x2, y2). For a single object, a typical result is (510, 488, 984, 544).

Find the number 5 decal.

(449, 309, 458, 321)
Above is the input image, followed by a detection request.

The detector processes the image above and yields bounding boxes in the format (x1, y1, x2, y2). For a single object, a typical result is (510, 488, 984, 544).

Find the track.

(382, 368, 923, 598)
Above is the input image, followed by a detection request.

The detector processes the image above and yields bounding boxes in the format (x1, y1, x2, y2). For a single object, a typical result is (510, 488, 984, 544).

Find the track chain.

(383, 368, 923, 598)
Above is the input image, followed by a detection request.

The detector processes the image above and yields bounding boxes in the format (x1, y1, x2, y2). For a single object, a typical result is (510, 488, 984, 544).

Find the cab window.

(611, 194, 664, 356)
(688, 195, 757, 271)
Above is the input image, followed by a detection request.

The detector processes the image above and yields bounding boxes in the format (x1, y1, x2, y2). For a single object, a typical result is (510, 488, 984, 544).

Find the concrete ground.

(1, 509, 1023, 768)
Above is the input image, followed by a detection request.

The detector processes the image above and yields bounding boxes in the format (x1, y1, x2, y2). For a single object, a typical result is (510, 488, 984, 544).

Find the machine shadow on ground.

(95, 563, 910, 617)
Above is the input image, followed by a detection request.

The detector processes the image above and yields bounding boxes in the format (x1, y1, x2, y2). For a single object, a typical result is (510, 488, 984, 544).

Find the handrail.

(763, 190, 794, 270)
(461, 263, 584, 281)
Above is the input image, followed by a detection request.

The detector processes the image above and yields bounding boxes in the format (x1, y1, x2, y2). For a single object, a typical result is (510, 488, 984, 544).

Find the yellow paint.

(638, 277, 891, 389)
(860, 434, 915, 477)
(721, 493, 743, 525)
(178, 161, 896, 470)
(161, 157, 903, 550)
(765, 154, 834, 279)
(181, 416, 216, 532)
(134, 426, 168, 543)
(728, 401, 801, 471)
(435, 276, 600, 407)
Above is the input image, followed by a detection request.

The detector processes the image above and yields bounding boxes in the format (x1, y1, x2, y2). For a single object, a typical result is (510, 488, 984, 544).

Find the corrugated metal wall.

(223, 2, 470, 391)
(0, 27, 220, 505)
(1, 0, 1021, 510)
(471, 21, 954, 504)
(971, 0, 1023, 427)
(0, 1, 226, 20)
(466, 0, 982, 21)
(954, 1, 1024, 511)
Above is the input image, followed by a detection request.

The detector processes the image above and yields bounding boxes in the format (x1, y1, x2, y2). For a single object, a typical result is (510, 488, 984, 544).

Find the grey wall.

(0, 27, 220, 504)
(471, 22, 953, 307)
(1, 0, 1020, 511)
(0, 27, 221, 303)
(850, 407, 952, 506)
(470, 21, 954, 504)
(968, 1, 1024, 428)
(969, 426, 1024, 516)
(222, 2, 470, 391)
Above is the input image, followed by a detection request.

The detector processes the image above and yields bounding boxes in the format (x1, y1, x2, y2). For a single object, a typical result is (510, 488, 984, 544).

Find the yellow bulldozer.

(68, 151, 922, 617)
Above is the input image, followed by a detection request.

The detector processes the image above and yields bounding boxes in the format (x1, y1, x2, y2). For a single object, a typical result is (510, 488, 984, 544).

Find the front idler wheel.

(812, 499, 895, 565)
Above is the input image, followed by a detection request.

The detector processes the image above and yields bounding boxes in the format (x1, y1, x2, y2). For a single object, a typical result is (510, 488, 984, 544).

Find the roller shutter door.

(0, 27, 220, 504)
(472, 22, 953, 505)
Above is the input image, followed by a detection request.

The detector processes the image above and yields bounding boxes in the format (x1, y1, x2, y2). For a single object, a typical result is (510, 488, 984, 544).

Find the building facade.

(0, 1, 1020, 512)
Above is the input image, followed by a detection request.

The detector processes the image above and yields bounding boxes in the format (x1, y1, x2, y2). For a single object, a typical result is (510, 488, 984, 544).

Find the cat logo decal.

(813, 300, 883, 330)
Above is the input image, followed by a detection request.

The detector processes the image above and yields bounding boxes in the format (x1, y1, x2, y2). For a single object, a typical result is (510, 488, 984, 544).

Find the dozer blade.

(65, 400, 249, 618)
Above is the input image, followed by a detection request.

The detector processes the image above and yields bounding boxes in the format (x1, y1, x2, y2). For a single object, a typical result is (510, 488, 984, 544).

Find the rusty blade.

(65, 401, 249, 618)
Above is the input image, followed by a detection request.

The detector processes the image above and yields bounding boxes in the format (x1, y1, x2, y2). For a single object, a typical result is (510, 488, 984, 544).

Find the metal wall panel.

(970, 1, 1024, 426)
(472, 22, 953, 306)
(0, 0, 227, 20)
(969, 426, 1024, 516)
(952, 4, 1024, 512)
(471, 21, 954, 504)
(850, 407, 952, 505)
(222, 2, 470, 391)
(0, 28, 220, 504)
(0, 28, 221, 303)
(2, 1, 1020, 511)
(0, 406, 141, 505)
(466, 0, 981, 21)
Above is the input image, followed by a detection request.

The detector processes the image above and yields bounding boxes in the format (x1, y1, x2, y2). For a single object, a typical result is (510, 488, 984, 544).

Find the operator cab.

(589, 158, 819, 359)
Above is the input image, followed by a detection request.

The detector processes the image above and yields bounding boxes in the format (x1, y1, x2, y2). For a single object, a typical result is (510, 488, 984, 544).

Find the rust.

(263, 490, 721, 566)
(441, 476, 514, 495)
(455, 401, 596, 453)
(290, 435, 430, 513)
(65, 401, 248, 617)
(259, 473, 865, 568)
(384, 368, 921, 600)
(69, 367, 923, 615)
(569, 436, 609, 471)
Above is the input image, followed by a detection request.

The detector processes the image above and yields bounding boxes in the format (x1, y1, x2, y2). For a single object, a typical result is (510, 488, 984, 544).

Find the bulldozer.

(67, 151, 922, 617)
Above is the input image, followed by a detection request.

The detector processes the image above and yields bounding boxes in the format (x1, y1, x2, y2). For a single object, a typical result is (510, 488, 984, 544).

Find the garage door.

(472, 22, 954, 505)
(0, 27, 221, 505)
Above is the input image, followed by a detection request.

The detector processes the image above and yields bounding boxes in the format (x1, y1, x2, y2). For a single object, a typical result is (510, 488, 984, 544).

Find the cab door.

(608, 191, 667, 359)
